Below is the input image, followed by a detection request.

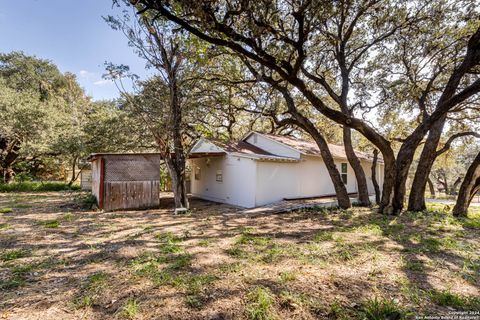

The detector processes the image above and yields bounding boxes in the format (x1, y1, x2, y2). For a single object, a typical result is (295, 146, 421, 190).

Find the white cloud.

(93, 79, 112, 86)
(79, 70, 95, 78)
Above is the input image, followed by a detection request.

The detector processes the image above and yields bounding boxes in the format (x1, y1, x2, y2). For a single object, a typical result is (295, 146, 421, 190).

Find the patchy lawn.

(0, 192, 479, 320)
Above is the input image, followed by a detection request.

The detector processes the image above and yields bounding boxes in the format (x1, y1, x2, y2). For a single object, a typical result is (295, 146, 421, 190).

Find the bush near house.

(0, 181, 80, 192)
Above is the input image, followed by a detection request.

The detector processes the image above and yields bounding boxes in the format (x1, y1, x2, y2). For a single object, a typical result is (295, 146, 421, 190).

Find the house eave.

(229, 152, 299, 162)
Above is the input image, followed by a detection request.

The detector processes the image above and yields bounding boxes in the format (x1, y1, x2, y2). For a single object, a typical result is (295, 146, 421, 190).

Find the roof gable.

(243, 132, 302, 159)
(190, 139, 226, 153)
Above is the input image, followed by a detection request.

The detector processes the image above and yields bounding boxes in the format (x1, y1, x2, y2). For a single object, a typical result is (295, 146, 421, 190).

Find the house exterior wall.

(245, 133, 300, 159)
(254, 156, 358, 206)
(188, 138, 386, 208)
(190, 155, 257, 207)
(255, 161, 298, 206)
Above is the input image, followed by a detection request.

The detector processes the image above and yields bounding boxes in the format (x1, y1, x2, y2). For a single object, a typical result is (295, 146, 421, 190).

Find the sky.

(0, 0, 151, 100)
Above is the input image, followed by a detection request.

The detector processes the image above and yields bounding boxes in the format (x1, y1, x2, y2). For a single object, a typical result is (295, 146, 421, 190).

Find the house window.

(216, 170, 223, 182)
(194, 167, 201, 180)
(341, 163, 348, 184)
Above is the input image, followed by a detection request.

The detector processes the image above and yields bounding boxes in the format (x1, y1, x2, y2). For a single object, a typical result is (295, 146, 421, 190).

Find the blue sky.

(0, 0, 150, 100)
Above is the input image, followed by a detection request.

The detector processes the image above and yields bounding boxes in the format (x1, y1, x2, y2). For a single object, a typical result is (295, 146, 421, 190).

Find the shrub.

(0, 181, 80, 192)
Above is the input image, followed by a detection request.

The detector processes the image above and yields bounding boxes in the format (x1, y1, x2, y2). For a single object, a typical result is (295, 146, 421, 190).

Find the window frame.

(215, 169, 223, 182)
(340, 163, 348, 184)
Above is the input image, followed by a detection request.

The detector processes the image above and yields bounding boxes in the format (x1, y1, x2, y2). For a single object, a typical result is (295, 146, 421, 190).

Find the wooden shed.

(88, 153, 161, 211)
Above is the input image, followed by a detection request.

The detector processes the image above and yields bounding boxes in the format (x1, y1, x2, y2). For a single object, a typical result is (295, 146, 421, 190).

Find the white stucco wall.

(245, 133, 301, 159)
(189, 140, 386, 208)
(254, 156, 358, 206)
(190, 155, 257, 208)
(255, 161, 298, 206)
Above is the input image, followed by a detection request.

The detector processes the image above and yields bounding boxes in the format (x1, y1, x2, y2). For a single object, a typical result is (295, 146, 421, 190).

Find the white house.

(188, 132, 384, 208)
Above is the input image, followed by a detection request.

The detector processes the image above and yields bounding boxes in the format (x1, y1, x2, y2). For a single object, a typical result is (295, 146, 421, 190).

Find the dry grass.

(0, 192, 479, 319)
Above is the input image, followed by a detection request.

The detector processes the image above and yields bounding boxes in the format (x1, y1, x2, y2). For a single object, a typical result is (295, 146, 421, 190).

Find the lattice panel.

(104, 155, 161, 181)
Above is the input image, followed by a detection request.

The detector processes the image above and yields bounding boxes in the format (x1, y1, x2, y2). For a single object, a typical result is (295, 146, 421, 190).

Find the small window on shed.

(195, 167, 201, 180)
(216, 170, 223, 182)
(341, 163, 348, 184)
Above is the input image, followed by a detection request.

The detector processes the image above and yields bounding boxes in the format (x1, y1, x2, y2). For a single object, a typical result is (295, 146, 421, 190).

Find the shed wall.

(91, 159, 101, 202)
(90, 154, 161, 211)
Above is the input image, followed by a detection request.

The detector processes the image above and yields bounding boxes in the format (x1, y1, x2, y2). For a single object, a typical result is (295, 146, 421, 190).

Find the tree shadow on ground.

(1, 192, 478, 319)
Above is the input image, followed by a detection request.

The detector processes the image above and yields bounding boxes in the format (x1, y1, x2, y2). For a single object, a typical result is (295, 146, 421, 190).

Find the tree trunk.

(453, 151, 480, 217)
(337, 60, 370, 206)
(310, 128, 351, 209)
(3, 166, 15, 184)
(169, 69, 189, 210)
(0, 139, 20, 184)
(391, 133, 426, 214)
(165, 157, 189, 210)
(427, 177, 435, 199)
(379, 154, 396, 214)
(408, 116, 446, 211)
(280, 96, 351, 209)
(442, 173, 450, 195)
(371, 149, 381, 204)
(288, 113, 351, 209)
(391, 155, 412, 214)
(266, 81, 351, 210)
(343, 126, 370, 206)
(68, 157, 78, 187)
(451, 177, 462, 195)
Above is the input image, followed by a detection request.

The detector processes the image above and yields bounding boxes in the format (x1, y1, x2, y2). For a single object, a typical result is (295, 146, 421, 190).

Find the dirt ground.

(0, 192, 479, 320)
